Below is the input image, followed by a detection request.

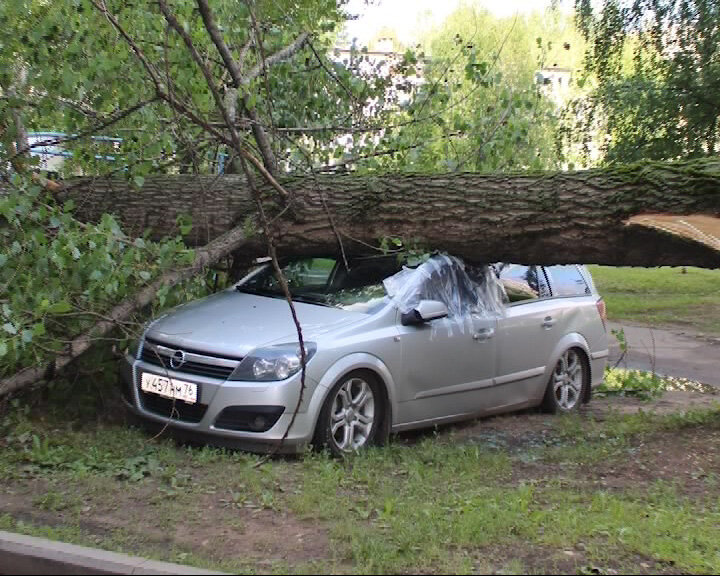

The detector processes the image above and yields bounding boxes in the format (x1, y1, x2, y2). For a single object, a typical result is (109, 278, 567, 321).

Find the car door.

(395, 312, 497, 425)
(494, 265, 563, 405)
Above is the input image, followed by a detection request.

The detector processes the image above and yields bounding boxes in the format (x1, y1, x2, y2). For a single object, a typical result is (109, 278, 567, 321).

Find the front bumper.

(120, 353, 320, 454)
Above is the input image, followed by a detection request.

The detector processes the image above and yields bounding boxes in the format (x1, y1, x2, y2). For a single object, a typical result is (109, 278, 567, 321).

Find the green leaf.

(47, 301, 73, 314)
(0, 342, 7, 357)
(2, 322, 17, 335)
(176, 214, 193, 236)
(133, 176, 145, 188)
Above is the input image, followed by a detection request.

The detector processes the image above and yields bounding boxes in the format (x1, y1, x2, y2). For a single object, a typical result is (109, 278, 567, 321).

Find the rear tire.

(314, 370, 384, 457)
(542, 348, 589, 413)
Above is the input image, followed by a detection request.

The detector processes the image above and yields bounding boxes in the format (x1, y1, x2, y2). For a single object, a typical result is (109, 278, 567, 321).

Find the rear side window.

(496, 264, 548, 302)
(544, 265, 591, 297)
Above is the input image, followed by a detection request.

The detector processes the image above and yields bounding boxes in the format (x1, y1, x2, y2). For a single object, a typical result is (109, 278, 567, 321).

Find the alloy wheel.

(330, 376, 375, 451)
(552, 349, 583, 410)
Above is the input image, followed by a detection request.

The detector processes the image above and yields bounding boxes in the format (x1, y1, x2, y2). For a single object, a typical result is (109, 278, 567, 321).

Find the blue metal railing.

(28, 132, 120, 161)
(26, 132, 227, 173)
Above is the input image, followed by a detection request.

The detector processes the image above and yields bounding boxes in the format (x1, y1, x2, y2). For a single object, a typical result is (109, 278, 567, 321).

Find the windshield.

(236, 256, 404, 314)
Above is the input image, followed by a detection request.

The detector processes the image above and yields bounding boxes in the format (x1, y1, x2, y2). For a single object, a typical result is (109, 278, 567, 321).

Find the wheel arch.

(308, 353, 397, 443)
(545, 333, 592, 404)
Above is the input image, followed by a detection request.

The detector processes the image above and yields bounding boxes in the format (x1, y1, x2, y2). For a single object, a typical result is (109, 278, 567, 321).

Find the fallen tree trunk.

(59, 158, 720, 267)
(3, 158, 719, 397)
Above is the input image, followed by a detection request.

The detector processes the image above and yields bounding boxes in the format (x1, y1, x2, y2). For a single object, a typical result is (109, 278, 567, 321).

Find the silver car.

(121, 254, 608, 455)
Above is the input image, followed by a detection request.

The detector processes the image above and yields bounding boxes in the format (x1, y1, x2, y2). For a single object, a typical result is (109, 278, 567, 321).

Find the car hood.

(145, 290, 367, 357)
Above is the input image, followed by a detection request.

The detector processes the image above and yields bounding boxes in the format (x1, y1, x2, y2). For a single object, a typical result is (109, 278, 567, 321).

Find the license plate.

(141, 372, 198, 404)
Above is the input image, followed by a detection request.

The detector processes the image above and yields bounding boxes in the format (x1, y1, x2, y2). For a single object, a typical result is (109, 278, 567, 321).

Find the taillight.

(596, 297, 607, 331)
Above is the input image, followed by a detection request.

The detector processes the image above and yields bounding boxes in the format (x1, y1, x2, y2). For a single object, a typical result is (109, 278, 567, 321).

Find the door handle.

(473, 328, 495, 340)
(542, 316, 556, 329)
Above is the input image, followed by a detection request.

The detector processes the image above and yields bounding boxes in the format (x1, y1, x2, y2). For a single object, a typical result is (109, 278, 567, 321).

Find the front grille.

(138, 390, 208, 423)
(140, 341, 239, 380)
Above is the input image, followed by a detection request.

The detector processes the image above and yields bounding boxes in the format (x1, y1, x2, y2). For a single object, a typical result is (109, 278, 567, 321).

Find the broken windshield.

(236, 255, 403, 313)
(237, 253, 506, 319)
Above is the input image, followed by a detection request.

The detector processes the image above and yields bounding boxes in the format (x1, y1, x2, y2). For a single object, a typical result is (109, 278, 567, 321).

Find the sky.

(342, 0, 573, 46)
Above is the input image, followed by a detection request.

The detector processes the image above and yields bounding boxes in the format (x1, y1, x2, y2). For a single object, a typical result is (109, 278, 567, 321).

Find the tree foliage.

(0, 177, 207, 378)
(569, 0, 720, 163)
(357, 6, 571, 173)
(0, 0, 362, 177)
(0, 1, 573, 177)
(2, 0, 717, 393)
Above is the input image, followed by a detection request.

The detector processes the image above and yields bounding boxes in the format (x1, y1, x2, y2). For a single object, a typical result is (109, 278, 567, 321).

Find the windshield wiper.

(236, 286, 329, 306)
(290, 295, 331, 307)
(235, 286, 282, 298)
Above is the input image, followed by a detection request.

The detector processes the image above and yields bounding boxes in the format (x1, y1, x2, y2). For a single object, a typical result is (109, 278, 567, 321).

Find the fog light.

(214, 406, 284, 432)
(251, 415, 266, 431)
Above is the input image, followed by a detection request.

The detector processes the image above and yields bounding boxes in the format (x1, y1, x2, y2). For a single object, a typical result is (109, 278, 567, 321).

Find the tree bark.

(57, 159, 720, 267)
(7, 65, 30, 171)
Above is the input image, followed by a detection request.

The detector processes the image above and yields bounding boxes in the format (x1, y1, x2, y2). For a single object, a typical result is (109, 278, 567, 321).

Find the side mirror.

(400, 299, 449, 326)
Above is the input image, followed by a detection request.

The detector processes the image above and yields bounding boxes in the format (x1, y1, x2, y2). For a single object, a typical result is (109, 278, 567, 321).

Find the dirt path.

(607, 320, 720, 387)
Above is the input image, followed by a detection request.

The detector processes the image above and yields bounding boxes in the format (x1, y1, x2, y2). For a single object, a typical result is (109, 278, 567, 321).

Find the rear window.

(544, 265, 591, 297)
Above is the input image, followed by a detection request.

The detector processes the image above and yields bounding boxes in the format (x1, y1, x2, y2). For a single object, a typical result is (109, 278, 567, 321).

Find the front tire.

(542, 348, 589, 413)
(314, 371, 384, 457)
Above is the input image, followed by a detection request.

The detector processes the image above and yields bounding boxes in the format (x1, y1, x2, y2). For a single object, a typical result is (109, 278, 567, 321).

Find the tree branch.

(244, 32, 309, 83)
(7, 66, 30, 171)
(90, 0, 164, 90)
(87, 0, 287, 199)
(157, 0, 242, 147)
(238, 36, 254, 71)
(195, 0, 243, 86)
(196, 0, 281, 174)
(156, 0, 287, 197)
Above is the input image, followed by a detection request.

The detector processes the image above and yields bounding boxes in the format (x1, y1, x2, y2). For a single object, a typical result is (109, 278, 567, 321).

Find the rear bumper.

(120, 353, 319, 454)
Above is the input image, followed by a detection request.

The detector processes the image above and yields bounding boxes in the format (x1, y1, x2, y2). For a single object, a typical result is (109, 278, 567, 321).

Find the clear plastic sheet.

(383, 254, 506, 335)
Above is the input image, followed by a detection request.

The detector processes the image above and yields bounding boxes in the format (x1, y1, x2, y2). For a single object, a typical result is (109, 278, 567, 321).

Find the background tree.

(566, 0, 720, 164)
(361, 6, 573, 173)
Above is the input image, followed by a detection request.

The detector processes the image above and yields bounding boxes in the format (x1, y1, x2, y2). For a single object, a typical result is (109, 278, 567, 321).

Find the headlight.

(229, 343, 317, 381)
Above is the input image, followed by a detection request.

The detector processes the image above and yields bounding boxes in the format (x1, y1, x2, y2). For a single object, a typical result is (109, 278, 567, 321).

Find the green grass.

(2, 405, 720, 574)
(588, 265, 720, 335)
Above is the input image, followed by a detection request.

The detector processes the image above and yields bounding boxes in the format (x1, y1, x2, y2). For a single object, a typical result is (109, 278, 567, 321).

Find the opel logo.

(170, 349, 186, 369)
